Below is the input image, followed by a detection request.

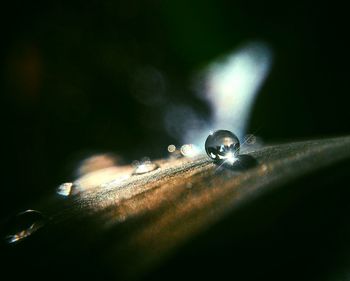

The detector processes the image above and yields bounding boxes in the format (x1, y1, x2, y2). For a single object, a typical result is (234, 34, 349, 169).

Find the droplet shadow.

(221, 154, 258, 171)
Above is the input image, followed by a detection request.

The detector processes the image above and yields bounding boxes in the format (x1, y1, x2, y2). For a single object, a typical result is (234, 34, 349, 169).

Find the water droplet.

(205, 130, 240, 163)
(167, 144, 176, 153)
(167, 145, 182, 158)
(4, 210, 45, 244)
(180, 144, 200, 157)
(57, 182, 73, 196)
(132, 160, 159, 175)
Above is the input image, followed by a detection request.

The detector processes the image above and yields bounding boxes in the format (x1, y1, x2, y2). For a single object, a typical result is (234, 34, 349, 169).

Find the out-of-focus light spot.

(190, 42, 272, 147)
(180, 144, 200, 157)
(57, 182, 73, 196)
(76, 153, 121, 177)
(206, 42, 272, 137)
(73, 166, 132, 193)
(205, 130, 240, 161)
(167, 144, 176, 153)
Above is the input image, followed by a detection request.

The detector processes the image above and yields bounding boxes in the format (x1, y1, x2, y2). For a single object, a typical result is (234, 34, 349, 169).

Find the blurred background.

(1, 0, 349, 217)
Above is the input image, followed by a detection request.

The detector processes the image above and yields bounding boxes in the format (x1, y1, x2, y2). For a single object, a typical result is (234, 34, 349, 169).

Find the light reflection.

(132, 160, 160, 175)
(180, 144, 200, 157)
(57, 182, 73, 196)
(167, 144, 176, 153)
(190, 41, 272, 146)
(73, 166, 132, 193)
(76, 153, 120, 177)
(5, 210, 45, 244)
(225, 153, 238, 165)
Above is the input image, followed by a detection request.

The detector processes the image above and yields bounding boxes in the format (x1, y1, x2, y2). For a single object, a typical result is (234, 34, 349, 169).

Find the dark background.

(1, 0, 349, 217)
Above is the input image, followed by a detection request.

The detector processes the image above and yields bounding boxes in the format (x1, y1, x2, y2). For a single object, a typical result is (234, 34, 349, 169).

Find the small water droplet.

(132, 160, 159, 175)
(205, 130, 240, 163)
(57, 182, 73, 196)
(167, 144, 182, 158)
(180, 144, 200, 157)
(4, 210, 45, 244)
(167, 144, 176, 153)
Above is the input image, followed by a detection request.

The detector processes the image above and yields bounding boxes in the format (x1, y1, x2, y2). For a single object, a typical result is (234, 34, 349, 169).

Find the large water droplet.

(4, 210, 45, 244)
(205, 130, 240, 163)
(132, 159, 159, 175)
(57, 182, 73, 196)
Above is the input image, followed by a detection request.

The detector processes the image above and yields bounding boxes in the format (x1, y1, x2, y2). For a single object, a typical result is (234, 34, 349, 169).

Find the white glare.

(226, 154, 237, 165)
(190, 42, 272, 147)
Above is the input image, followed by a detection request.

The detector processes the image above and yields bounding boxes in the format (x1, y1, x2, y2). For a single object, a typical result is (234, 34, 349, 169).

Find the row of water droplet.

(2, 143, 203, 244)
(3, 133, 259, 245)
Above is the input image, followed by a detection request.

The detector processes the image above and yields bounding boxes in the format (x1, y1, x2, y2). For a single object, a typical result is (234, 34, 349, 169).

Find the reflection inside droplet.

(205, 130, 240, 163)
(132, 160, 159, 175)
(4, 210, 45, 244)
(57, 182, 73, 196)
